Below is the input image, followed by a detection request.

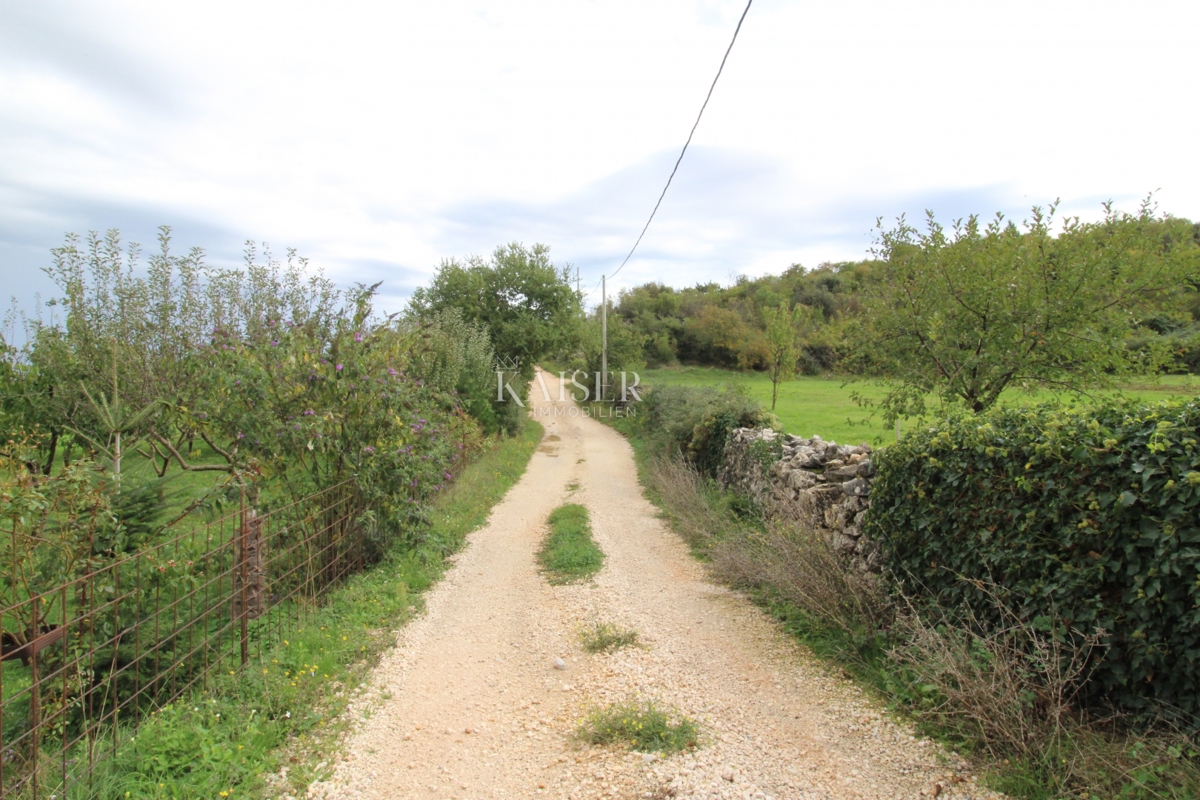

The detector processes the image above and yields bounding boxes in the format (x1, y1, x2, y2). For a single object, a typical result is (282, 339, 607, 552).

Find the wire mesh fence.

(0, 478, 367, 799)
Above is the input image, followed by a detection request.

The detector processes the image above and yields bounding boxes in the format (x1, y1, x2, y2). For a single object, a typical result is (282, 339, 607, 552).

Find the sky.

(2, 0, 1197, 320)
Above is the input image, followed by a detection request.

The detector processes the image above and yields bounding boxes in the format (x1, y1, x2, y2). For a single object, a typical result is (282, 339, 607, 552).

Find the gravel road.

(306, 371, 1002, 800)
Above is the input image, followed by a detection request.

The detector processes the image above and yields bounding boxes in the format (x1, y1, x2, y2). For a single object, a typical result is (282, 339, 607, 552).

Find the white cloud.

(1, 0, 1196, 316)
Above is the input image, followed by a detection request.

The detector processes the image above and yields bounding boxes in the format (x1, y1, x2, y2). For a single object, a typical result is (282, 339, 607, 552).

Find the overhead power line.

(583, 0, 753, 299)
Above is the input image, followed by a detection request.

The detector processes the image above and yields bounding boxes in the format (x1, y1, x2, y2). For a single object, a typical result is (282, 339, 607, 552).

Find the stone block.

(842, 477, 870, 497)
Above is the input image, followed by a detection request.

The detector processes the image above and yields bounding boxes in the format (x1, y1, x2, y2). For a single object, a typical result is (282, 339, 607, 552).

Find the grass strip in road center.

(538, 503, 604, 584)
(577, 698, 698, 754)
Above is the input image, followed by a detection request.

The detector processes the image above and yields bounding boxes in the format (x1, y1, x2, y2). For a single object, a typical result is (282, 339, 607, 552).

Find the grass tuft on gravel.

(580, 621, 640, 653)
(578, 698, 698, 753)
(538, 503, 604, 584)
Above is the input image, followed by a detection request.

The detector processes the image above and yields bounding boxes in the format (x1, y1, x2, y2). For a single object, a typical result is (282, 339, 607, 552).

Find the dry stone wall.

(717, 428, 881, 571)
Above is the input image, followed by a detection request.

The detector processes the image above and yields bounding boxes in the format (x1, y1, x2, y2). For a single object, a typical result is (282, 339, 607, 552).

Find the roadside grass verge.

(76, 422, 543, 800)
(588, 410, 1200, 799)
(578, 698, 698, 753)
(580, 621, 640, 654)
(538, 503, 604, 584)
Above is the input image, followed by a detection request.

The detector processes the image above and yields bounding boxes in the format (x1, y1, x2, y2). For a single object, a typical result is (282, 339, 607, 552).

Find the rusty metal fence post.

(234, 486, 267, 670)
(238, 487, 249, 667)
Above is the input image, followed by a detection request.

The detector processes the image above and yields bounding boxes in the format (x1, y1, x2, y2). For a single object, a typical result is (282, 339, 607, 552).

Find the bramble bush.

(866, 397, 1200, 723)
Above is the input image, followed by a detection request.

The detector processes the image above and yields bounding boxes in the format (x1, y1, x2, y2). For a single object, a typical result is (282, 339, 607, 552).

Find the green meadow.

(634, 366, 1200, 446)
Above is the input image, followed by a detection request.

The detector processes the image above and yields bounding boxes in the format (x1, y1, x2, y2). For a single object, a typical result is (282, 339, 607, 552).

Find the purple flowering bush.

(191, 284, 480, 553)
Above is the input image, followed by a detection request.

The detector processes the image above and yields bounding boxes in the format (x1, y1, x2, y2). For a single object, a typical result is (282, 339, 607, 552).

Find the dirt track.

(307, 371, 997, 800)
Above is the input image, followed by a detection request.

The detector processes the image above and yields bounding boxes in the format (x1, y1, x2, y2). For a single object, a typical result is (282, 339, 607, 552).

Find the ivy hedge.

(865, 397, 1200, 722)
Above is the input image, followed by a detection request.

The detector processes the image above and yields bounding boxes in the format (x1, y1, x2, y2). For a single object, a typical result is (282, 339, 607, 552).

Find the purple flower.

(237, 432, 245, 440)
(363, 446, 375, 453)
(388, 368, 398, 376)
(354, 331, 363, 342)
(303, 409, 314, 416)
(271, 340, 278, 347)
(336, 364, 343, 371)
(410, 477, 418, 487)
(444, 471, 452, 480)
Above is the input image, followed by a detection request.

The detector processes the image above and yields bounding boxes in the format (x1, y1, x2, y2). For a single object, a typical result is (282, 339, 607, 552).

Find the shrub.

(408, 308, 523, 436)
(639, 385, 775, 477)
(866, 397, 1200, 722)
(570, 311, 647, 379)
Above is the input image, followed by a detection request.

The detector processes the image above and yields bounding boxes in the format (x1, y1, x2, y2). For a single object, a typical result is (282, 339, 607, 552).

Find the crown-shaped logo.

(493, 356, 520, 372)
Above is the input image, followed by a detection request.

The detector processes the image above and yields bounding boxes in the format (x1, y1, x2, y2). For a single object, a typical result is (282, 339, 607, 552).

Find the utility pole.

(576, 265, 581, 296)
(601, 274, 608, 402)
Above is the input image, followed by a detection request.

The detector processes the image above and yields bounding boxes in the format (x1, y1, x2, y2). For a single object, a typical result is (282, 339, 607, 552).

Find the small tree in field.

(764, 303, 817, 411)
(851, 199, 1199, 423)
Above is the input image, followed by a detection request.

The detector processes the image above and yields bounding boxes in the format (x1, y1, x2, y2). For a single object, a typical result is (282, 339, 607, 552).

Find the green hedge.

(865, 398, 1200, 722)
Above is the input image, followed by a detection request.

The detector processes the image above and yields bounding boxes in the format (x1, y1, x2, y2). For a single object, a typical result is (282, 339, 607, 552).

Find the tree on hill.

(408, 242, 581, 379)
(850, 199, 1199, 423)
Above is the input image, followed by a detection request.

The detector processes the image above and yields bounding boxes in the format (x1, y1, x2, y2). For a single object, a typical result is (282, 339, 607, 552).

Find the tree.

(763, 304, 798, 411)
(851, 199, 1199, 423)
(576, 307, 646, 379)
(679, 304, 767, 369)
(763, 303, 822, 410)
(408, 243, 580, 379)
